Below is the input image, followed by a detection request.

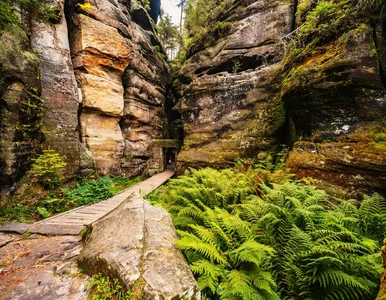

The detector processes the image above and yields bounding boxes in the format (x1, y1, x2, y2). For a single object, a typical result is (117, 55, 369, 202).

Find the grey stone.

(0, 222, 31, 234)
(78, 193, 200, 300)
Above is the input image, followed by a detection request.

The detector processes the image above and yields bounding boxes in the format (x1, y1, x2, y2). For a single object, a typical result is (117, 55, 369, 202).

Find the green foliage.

(151, 167, 385, 299)
(0, 0, 20, 31)
(0, 175, 140, 222)
(63, 175, 140, 206)
(86, 274, 131, 300)
(147, 168, 256, 214)
(283, 0, 386, 81)
(182, 0, 233, 59)
(298, 1, 344, 45)
(0, 0, 60, 31)
(176, 207, 279, 299)
(254, 146, 289, 173)
(141, 0, 150, 11)
(28, 148, 67, 189)
(157, 13, 182, 60)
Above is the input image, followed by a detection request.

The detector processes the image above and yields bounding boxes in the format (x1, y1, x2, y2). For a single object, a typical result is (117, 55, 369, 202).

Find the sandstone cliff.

(0, 0, 173, 197)
(0, 26, 43, 198)
(177, 0, 293, 171)
(177, 0, 386, 196)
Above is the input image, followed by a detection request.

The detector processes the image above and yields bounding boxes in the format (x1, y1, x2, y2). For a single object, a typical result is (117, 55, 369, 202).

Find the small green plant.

(37, 206, 51, 219)
(232, 59, 242, 73)
(28, 148, 67, 189)
(142, 0, 150, 11)
(86, 274, 131, 300)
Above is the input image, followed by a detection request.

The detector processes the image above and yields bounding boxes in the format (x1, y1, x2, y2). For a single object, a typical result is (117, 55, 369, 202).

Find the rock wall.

(283, 1, 386, 197)
(121, 1, 170, 176)
(177, 0, 386, 196)
(30, 0, 81, 179)
(0, 27, 43, 199)
(177, 0, 294, 171)
(0, 0, 171, 192)
(68, 0, 170, 176)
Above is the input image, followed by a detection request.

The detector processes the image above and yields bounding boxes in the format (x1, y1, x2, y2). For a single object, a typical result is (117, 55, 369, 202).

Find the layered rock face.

(178, 0, 386, 195)
(0, 0, 171, 189)
(283, 3, 386, 196)
(69, 0, 170, 176)
(0, 27, 43, 198)
(121, 1, 170, 176)
(177, 0, 294, 171)
(30, 0, 81, 179)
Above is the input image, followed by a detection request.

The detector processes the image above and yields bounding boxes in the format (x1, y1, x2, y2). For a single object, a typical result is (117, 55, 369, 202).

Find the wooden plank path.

(27, 169, 175, 236)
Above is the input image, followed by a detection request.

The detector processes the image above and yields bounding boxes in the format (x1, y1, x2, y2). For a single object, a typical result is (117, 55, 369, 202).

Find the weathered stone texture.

(30, 0, 81, 178)
(69, 0, 170, 176)
(283, 17, 386, 196)
(70, 10, 130, 173)
(177, 0, 386, 195)
(178, 0, 293, 172)
(0, 27, 43, 198)
(78, 194, 200, 300)
(121, 1, 170, 176)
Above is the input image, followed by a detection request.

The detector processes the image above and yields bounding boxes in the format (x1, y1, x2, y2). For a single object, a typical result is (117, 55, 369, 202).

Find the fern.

(150, 167, 385, 300)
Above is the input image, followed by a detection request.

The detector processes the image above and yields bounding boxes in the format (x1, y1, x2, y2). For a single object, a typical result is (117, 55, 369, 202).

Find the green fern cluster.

(151, 168, 386, 300)
(242, 182, 384, 299)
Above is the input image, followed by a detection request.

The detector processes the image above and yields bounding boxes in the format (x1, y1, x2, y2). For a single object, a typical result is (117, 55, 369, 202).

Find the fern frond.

(176, 236, 229, 266)
(189, 224, 218, 247)
(229, 240, 275, 268)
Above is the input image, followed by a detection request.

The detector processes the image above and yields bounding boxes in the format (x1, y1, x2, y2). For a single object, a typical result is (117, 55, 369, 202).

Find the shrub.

(28, 148, 67, 189)
(63, 175, 140, 206)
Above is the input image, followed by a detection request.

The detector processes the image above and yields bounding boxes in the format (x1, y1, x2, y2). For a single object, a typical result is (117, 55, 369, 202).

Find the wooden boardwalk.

(27, 169, 175, 235)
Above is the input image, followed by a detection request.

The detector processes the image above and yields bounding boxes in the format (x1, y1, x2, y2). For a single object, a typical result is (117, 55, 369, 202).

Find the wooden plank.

(27, 169, 175, 236)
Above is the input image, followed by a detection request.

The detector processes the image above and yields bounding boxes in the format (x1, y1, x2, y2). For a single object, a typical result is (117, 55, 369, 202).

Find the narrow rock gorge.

(1, 0, 386, 298)
(2, 0, 385, 199)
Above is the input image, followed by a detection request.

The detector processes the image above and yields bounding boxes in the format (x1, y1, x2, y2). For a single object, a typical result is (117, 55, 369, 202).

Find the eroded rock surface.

(77, 193, 200, 300)
(177, 0, 293, 171)
(0, 27, 43, 199)
(69, 0, 170, 176)
(30, 0, 81, 178)
(0, 234, 88, 300)
(177, 0, 386, 196)
(283, 5, 386, 196)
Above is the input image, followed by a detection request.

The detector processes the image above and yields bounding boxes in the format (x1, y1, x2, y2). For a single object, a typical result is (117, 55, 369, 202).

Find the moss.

(131, 277, 146, 300)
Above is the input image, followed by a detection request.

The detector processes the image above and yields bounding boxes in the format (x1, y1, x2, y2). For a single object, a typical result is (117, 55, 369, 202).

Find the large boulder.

(77, 193, 200, 300)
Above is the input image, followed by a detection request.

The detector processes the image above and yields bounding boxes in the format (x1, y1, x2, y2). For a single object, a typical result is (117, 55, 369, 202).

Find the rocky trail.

(0, 169, 198, 299)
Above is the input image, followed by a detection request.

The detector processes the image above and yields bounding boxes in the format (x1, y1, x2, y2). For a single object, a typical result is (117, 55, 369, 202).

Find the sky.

(161, 0, 181, 26)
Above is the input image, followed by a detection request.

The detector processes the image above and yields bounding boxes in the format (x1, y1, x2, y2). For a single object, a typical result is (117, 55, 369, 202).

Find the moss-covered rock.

(0, 26, 43, 200)
(282, 1, 386, 196)
(177, 0, 293, 172)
